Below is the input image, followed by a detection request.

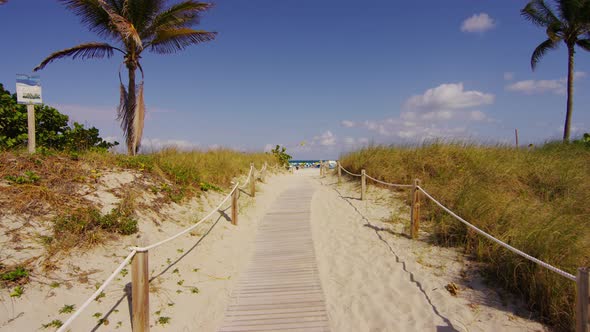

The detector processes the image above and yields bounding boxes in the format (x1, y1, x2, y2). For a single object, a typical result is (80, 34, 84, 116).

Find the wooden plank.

(219, 185, 331, 331)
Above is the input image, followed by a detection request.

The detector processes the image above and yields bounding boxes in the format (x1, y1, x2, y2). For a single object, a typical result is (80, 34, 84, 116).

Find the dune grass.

(0, 148, 279, 257)
(339, 142, 590, 331)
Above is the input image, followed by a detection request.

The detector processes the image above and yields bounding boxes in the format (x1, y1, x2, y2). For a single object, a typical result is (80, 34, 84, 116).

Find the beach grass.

(0, 148, 278, 255)
(339, 141, 590, 331)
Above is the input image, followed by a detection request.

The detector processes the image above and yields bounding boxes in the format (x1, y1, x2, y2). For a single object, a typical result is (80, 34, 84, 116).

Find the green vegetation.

(5, 170, 40, 184)
(0, 84, 117, 151)
(521, 0, 590, 142)
(339, 142, 590, 331)
(10, 286, 24, 298)
(270, 145, 292, 168)
(52, 207, 138, 251)
(156, 316, 171, 325)
(34, 0, 216, 155)
(41, 320, 63, 329)
(59, 304, 75, 314)
(0, 266, 29, 284)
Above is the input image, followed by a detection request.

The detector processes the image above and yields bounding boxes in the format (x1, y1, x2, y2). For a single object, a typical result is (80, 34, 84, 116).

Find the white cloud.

(504, 72, 514, 81)
(341, 120, 355, 128)
(315, 130, 336, 146)
(461, 13, 495, 33)
(506, 72, 586, 95)
(343, 136, 370, 147)
(404, 83, 494, 112)
(339, 83, 493, 141)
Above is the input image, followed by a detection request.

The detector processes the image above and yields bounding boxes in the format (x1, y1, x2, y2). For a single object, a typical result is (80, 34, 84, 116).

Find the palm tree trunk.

(564, 45, 574, 143)
(127, 64, 137, 155)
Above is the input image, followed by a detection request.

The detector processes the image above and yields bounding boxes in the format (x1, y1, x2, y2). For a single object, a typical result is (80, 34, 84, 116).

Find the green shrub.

(0, 83, 117, 151)
(270, 145, 291, 167)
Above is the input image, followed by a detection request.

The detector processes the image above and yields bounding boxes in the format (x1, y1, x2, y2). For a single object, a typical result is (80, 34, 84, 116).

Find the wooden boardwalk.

(219, 183, 331, 332)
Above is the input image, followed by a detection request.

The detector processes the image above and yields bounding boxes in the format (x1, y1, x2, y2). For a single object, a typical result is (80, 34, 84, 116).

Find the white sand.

(0, 169, 293, 331)
(1, 167, 549, 331)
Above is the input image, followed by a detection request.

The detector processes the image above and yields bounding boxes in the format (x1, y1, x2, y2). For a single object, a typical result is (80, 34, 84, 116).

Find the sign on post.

(16, 74, 42, 105)
(16, 74, 42, 153)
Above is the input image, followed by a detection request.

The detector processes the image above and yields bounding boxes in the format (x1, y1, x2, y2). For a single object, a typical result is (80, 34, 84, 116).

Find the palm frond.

(33, 42, 123, 71)
(97, 0, 143, 49)
(146, 1, 213, 35)
(117, 81, 136, 154)
(148, 28, 216, 54)
(59, 0, 118, 40)
(126, 0, 162, 35)
(521, 0, 559, 27)
(576, 38, 590, 51)
(531, 38, 559, 70)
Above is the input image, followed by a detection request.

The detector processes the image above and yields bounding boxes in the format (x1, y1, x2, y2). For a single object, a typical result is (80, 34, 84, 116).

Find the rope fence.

(335, 162, 589, 332)
(56, 162, 274, 332)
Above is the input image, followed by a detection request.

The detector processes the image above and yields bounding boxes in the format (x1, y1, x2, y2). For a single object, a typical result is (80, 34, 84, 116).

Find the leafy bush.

(270, 145, 291, 167)
(0, 83, 117, 151)
(573, 132, 590, 147)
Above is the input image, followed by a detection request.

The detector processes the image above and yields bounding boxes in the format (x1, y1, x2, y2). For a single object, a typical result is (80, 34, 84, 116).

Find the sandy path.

(0, 171, 297, 332)
(307, 169, 547, 332)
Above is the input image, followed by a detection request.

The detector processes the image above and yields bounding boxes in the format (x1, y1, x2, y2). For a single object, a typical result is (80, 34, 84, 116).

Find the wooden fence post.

(410, 179, 421, 239)
(337, 162, 341, 184)
(231, 188, 239, 226)
(577, 267, 589, 332)
(250, 164, 256, 198)
(132, 250, 149, 332)
(27, 104, 36, 154)
(361, 169, 366, 201)
(319, 160, 323, 176)
(261, 162, 267, 183)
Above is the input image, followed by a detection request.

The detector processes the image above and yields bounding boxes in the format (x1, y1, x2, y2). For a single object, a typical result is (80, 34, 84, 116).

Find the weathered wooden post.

(250, 163, 256, 197)
(132, 250, 149, 332)
(231, 187, 239, 226)
(337, 162, 342, 184)
(577, 267, 589, 332)
(319, 160, 323, 176)
(410, 179, 421, 239)
(261, 162, 267, 183)
(361, 169, 366, 201)
(27, 104, 36, 153)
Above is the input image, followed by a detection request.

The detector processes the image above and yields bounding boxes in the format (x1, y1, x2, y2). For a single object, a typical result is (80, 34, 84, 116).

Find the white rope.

(56, 250, 137, 332)
(364, 173, 413, 188)
(339, 165, 362, 177)
(57, 165, 255, 330)
(417, 186, 577, 282)
(239, 166, 254, 189)
(132, 182, 240, 252)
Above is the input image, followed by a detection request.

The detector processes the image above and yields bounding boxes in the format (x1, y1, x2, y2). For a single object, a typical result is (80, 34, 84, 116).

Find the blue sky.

(1, 0, 589, 159)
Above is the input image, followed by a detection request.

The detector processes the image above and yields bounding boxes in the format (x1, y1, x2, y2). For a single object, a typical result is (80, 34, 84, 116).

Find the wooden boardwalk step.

(219, 184, 330, 331)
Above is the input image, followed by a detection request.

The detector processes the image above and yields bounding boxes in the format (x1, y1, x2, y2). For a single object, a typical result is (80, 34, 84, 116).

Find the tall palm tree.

(34, 0, 216, 154)
(521, 0, 590, 142)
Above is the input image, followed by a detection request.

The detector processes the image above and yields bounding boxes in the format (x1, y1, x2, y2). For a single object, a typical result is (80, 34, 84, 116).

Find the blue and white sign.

(16, 74, 42, 105)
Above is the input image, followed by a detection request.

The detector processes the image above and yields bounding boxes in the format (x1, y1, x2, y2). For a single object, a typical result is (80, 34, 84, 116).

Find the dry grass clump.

(339, 142, 590, 331)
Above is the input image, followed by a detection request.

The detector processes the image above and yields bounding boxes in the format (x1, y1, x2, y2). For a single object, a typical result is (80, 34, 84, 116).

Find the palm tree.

(34, 0, 216, 154)
(521, 0, 590, 142)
